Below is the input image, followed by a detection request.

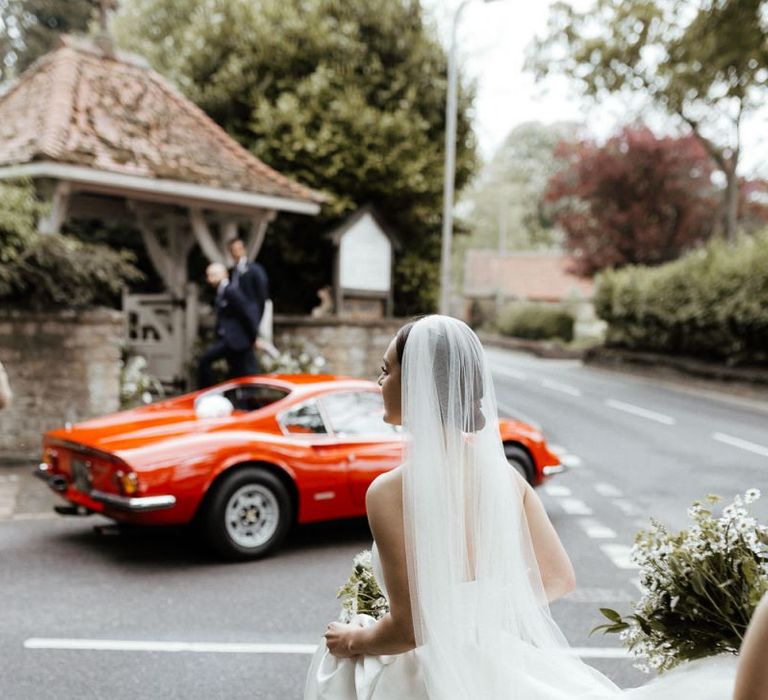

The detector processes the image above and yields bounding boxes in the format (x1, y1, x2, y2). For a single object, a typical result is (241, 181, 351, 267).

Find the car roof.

(227, 373, 378, 393)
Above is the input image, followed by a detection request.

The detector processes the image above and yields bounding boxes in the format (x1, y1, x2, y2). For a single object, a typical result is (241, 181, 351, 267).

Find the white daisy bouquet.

(336, 550, 390, 623)
(594, 489, 768, 673)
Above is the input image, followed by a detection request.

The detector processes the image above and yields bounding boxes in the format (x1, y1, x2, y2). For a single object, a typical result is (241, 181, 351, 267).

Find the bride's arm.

(733, 593, 768, 700)
(512, 471, 576, 602)
(349, 472, 416, 656)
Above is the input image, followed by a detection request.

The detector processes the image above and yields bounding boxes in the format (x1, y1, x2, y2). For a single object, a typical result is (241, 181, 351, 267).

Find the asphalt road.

(1, 349, 766, 699)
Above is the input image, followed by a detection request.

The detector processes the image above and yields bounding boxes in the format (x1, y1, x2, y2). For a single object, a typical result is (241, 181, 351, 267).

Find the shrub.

(498, 302, 574, 342)
(0, 181, 143, 310)
(595, 232, 768, 363)
(0, 234, 143, 310)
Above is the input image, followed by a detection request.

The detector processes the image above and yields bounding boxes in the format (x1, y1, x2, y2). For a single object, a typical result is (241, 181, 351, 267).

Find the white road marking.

(12, 513, 59, 521)
(560, 454, 583, 468)
(604, 399, 676, 426)
(612, 499, 641, 517)
(493, 367, 527, 381)
(578, 518, 617, 539)
(712, 432, 768, 458)
(541, 379, 582, 397)
(559, 498, 594, 516)
(24, 638, 319, 654)
(548, 447, 583, 468)
(600, 544, 638, 570)
(544, 485, 572, 497)
(24, 637, 634, 659)
(594, 483, 623, 498)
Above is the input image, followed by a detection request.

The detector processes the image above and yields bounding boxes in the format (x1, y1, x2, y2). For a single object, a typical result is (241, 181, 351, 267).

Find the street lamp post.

(439, 0, 499, 316)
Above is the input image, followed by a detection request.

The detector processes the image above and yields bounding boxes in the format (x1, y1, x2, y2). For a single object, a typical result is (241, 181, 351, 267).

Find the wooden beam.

(246, 209, 275, 260)
(37, 181, 71, 235)
(189, 207, 226, 265)
(68, 193, 133, 222)
(222, 220, 239, 245)
(137, 218, 174, 293)
(166, 218, 190, 298)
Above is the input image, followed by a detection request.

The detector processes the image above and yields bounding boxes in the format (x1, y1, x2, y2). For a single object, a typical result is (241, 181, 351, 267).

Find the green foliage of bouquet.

(337, 550, 390, 623)
(594, 490, 768, 673)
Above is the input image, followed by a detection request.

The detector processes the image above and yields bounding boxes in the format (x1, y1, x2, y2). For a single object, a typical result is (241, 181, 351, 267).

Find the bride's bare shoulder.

(366, 466, 403, 505)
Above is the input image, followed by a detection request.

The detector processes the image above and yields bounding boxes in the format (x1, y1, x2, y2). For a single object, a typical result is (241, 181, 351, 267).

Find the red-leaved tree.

(545, 127, 719, 276)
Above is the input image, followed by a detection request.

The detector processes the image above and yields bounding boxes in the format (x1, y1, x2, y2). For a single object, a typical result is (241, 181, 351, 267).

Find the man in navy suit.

(197, 262, 260, 388)
(228, 237, 269, 336)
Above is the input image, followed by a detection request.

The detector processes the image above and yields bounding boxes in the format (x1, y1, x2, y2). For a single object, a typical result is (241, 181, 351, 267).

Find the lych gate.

(0, 35, 321, 385)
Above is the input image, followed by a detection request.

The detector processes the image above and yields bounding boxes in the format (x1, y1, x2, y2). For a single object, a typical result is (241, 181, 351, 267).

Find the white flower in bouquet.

(336, 549, 390, 623)
(594, 490, 768, 673)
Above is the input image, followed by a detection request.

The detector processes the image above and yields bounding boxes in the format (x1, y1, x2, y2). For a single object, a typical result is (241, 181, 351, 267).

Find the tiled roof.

(464, 250, 594, 301)
(0, 36, 322, 205)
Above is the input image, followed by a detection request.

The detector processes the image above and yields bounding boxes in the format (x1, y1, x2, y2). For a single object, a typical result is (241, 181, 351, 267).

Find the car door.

(318, 390, 404, 509)
(278, 398, 359, 521)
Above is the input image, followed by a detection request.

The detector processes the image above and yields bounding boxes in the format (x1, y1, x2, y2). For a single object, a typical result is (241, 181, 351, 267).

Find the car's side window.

(222, 384, 289, 412)
(320, 391, 397, 437)
(281, 401, 328, 435)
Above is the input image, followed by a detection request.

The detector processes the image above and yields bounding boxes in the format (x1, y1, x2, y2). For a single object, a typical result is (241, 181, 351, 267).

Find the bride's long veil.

(400, 316, 618, 699)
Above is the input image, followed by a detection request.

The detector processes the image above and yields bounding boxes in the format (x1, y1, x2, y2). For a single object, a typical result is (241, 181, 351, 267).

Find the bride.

(305, 315, 760, 699)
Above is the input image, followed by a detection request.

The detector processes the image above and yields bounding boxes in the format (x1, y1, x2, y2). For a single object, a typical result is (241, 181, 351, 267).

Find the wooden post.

(246, 209, 275, 261)
(37, 181, 71, 235)
(190, 207, 227, 265)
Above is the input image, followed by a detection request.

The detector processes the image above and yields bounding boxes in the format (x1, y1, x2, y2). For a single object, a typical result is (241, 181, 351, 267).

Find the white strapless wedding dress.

(304, 544, 738, 700)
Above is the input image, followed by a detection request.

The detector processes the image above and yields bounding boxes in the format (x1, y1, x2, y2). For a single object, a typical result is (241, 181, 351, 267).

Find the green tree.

(527, 0, 768, 242)
(113, 0, 477, 314)
(0, 0, 98, 82)
(458, 121, 578, 254)
(0, 180, 143, 308)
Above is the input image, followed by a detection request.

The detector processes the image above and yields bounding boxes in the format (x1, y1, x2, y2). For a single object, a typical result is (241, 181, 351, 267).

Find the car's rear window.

(221, 384, 290, 412)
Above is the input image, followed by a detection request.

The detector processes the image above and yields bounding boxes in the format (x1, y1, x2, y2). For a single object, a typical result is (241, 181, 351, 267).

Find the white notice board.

(338, 212, 392, 292)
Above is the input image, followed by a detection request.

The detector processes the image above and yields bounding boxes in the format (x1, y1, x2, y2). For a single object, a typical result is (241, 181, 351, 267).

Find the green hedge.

(0, 180, 143, 309)
(595, 232, 768, 363)
(498, 302, 574, 342)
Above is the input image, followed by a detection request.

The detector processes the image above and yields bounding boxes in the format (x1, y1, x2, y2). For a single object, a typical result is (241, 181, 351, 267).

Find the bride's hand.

(324, 621, 362, 658)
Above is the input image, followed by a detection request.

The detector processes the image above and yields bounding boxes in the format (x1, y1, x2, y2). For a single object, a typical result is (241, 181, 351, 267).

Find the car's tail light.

(115, 470, 140, 496)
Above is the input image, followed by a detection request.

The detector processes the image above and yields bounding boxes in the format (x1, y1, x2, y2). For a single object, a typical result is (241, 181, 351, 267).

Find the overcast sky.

(424, 0, 768, 176)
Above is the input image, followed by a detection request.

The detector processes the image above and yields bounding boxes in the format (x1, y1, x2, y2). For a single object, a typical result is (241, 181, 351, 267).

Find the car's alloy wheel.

(225, 484, 279, 548)
(203, 467, 292, 560)
(504, 444, 534, 485)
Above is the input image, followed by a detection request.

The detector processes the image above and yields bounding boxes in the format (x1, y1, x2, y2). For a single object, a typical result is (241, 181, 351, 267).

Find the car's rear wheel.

(504, 443, 535, 485)
(202, 467, 292, 560)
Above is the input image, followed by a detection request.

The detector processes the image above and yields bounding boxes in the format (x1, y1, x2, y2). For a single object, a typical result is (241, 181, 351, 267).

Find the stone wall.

(272, 315, 407, 381)
(0, 308, 123, 461)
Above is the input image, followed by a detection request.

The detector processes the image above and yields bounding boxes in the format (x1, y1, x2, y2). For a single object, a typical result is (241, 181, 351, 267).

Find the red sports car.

(35, 374, 563, 559)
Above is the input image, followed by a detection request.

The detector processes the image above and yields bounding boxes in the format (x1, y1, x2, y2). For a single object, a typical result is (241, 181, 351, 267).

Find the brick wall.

(272, 315, 407, 381)
(0, 308, 123, 461)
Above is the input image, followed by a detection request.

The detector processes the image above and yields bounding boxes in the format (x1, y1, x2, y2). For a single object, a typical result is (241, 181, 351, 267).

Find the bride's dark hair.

(395, 319, 418, 366)
(395, 318, 485, 432)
